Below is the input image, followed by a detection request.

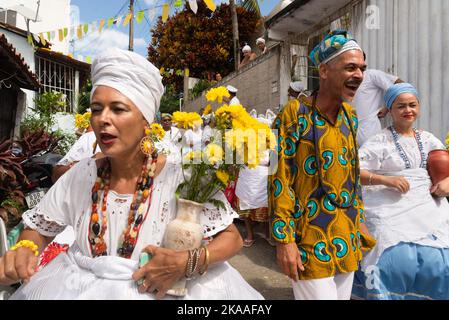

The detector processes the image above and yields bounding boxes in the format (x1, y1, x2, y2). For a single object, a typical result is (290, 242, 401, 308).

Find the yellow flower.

(183, 151, 196, 162)
(205, 86, 230, 103)
(204, 144, 223, 165)
(216, 170, 229, 186)
(149, 123, 165, 140)
(172, 111, 203, 129)
(203, 104, 212, 116)
(75, 111, 91, 130)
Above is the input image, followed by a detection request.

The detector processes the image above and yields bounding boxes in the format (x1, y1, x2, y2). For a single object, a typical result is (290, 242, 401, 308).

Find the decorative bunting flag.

(115, 15, 123, 27)
(176, 69, 182, 76)
(47, 32, 51, 40)
(51, 31, 56, 40)
(185, 68, 190, 77)
(107, 17, 115, 28)
(39, 33, 47, 46)
(59, 29, 64, 41)
(148, 8, 156, 21)
(86, 56, 92, 64)
(174, 0, 183, 8)
(64, 27, 68, 38)
(77, 25, 83, 39)
(160, 67, 165, 74)
(99, 19, 105, 33)
(83, 23, 89, 34)
(203, 0, 216, 12)
(27, 34, 33, 45)
(188, 0, 198, 14)
(123, 13, 132, 27)
(162, 3, 170, 23)
(136, 10, 145, 24)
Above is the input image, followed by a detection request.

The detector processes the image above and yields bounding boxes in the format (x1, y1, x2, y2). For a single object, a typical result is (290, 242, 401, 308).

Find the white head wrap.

(90, 48, 164, 123)
(289, 81, 304, 93)
(321, 40, 362, 65)
(256, 38, 265, 45)
(226, 85, 238, 93)
(242, 45, 252, 53)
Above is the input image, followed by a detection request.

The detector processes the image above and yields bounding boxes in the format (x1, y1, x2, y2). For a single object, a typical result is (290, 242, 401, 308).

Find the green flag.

(136, 10, 145, 24)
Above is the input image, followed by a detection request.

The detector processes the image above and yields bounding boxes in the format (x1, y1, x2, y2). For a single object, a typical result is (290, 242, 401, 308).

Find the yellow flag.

(77, 25, 83, 39)
(39, 33, 46, 46)
(123, 13, 132, 26)
(27, 34, 33, 45)
(136, 10, 145, 24)
(160, 67, 165, 75)
(162, 3, 170, 23)
(185, 68, 190, 77)
(86, 56, 92, 64)
(203, 0, 216, 12)
(107, 17, 114, 28)
(99, 19, 105, 33)
(58, 29, 64, 42)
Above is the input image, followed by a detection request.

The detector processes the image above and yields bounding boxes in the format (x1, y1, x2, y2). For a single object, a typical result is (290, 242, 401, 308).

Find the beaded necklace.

(88, 155, 158, 258)
(388, 126, 426, 169)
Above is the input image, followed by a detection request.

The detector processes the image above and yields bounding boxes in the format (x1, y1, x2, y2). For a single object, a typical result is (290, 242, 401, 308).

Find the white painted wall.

(1, 0, 71, 54)
(351, 0, 449, 141)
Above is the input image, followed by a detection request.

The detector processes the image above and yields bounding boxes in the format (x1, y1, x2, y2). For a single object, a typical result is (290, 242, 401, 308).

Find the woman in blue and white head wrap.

(353, 82, 449, 300)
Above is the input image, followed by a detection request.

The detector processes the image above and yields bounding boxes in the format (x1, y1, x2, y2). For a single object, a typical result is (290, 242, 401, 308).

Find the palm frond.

(238, 0, 261, 17)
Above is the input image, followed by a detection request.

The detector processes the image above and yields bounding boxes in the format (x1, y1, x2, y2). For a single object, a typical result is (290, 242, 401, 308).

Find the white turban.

(242, 45, 251, 53)
(90, 48, 164, 124)
(226, 85, 238, 93)
(289, 81, 304, 93)
(256, 38, 265, 45)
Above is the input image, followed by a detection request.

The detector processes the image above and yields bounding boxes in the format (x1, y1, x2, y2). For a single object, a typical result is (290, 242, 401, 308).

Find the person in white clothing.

(158, 113, 182, 163)
(352, 82, 449, 300)
(352, 69, 403, 146)
(225, 85, 240, 106)
(256, 38, 267, 55)
(0, 48, 263, 300)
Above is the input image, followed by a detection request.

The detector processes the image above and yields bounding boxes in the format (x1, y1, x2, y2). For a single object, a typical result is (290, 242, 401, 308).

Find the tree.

(238, 0, 261, 17)
(148, 2, 259, 90)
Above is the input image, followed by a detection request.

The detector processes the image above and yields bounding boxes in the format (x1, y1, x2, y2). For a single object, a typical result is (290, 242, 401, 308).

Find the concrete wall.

(184, 45, 282, 115)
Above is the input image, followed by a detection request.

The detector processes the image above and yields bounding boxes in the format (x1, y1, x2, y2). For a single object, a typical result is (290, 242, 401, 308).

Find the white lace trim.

(201, 194, 239, 238)
(22, 206, 67, 237)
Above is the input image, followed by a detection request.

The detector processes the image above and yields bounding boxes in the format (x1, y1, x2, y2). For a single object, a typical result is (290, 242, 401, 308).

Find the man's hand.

(276, 242, 304, 282)
(377, 107, 389, 119)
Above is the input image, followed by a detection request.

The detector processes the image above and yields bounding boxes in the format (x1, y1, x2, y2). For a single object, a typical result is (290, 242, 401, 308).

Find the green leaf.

(208, 198, 225, 210)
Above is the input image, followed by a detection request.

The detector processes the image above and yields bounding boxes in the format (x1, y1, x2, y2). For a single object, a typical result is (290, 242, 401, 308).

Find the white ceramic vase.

(164, 198, 204, 296)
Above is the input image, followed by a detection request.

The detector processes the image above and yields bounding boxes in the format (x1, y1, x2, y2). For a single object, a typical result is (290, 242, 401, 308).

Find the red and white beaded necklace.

(88, 154, 157, 258)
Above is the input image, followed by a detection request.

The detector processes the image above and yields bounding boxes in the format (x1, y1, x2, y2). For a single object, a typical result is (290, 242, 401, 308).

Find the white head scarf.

(226, 85, 238, 93)
(289, 81, 304, 93)
(242, 45, 252, 53)
(320, 40, 362, 65)
(256, 38, 265, 45)
(90, 48, 164, 123)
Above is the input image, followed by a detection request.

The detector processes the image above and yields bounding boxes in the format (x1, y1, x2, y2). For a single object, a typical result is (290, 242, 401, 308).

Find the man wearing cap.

(256, 38, 267, 55)
(225, 85, 241, 105)
(238, 45, 257, 70)
(269, 30, 376, 300)
(158, 113, 182, 162)
(288, 81, 305, 100)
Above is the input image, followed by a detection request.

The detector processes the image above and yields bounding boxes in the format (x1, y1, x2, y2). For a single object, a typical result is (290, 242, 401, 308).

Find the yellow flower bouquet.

(175, 87, 276, 207)
(75, 111, 91, 131)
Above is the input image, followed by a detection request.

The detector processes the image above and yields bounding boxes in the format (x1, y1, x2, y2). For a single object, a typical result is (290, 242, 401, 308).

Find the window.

(0, 10, 17, 26)
(35, 55, 76, 112)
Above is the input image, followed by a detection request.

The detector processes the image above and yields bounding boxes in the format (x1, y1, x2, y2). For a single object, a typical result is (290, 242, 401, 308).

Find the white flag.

(148, 8, 156, 21)
(115, 15, 123, 27)
(188, 0, 198, 14)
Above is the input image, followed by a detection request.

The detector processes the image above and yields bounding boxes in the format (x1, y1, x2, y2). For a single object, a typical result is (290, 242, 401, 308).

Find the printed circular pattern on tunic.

(298, 116, 308, 135)
(332, 237, 349, 258)
(273, 220, 287, 240)
(304, 155, 318, 175)
(293, 199, 304, 219)
(350, 233, 357, 252)
(338, 147, 348, 166)
(299, 246, 308, 264)
(284, 137, 296, 156)
(314, 241, 331, 262)
(322, 150, 334, 171)
(307, 199, 319, 218)
(273, 179, 283, 198)
(323, 193, 337, 212)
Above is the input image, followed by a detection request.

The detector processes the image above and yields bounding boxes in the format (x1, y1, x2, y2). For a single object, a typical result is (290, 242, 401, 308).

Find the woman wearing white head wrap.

(4, 48, 263, 300)
(239, 44, 257, 70)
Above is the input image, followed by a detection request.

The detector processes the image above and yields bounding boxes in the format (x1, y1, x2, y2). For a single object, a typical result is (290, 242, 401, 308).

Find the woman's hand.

(132, 245, 188, 300)
(382, 176, 410, 193)
(0, 247, 39, 286)
(430, 177, 449, 197)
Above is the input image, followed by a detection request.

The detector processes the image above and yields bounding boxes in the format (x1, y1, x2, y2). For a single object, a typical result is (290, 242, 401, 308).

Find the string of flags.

(30, 0, 217, 47)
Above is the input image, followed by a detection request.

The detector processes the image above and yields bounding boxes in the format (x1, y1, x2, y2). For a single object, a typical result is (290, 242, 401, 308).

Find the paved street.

(229, 220, 294, 300)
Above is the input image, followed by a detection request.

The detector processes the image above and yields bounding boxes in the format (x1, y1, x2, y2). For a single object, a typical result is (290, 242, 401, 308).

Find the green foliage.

(52, 130, 77, 155)
(190, 79, 212, 99)
(148, 2, 259, 90)
(76, 80, 92, 114)
(31, 91, 66, 131)
(160, 85, 181, 114)
(238, 0, 261, 17)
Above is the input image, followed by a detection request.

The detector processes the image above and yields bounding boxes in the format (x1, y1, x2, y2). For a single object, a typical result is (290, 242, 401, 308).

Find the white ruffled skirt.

(9, 246, 264, 300)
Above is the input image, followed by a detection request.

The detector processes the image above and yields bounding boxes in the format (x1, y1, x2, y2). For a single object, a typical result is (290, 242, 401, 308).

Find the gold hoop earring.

(140, 125, 154, 155)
